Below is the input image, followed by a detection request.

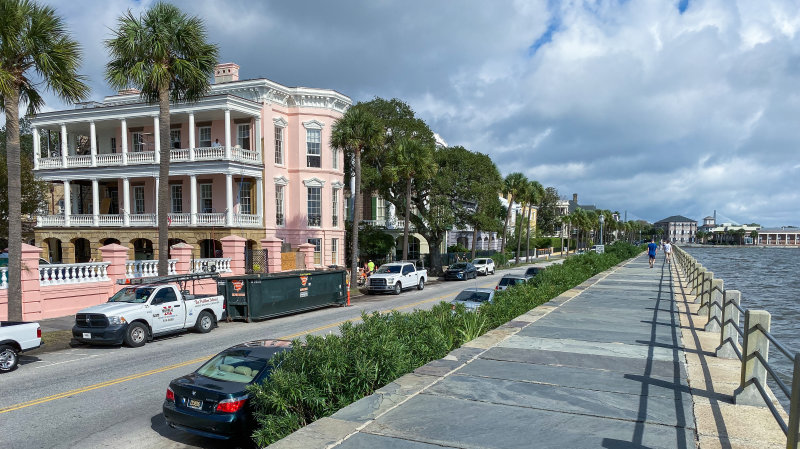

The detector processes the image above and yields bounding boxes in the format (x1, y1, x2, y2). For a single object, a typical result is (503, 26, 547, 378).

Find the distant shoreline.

(679, 243, 800, 249)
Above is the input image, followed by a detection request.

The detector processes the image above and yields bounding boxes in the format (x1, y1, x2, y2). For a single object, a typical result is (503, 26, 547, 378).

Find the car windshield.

(108, 287, 153, 303)
(450, 263, 467, 269)
(376, 265, 401, 274)
(472, 259, 486, 265)
(498, 277, 522, 286)
(196, 350, 271, 384)
(454, 291, 491, 302)
(526, 268, 540, 275)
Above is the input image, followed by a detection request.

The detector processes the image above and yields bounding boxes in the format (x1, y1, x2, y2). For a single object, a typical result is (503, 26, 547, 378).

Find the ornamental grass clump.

(250, 242, 641, 446)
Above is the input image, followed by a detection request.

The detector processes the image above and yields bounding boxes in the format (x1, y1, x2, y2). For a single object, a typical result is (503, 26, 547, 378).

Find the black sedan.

(444, 262, 478, 281)
(163, 340, 292, 441)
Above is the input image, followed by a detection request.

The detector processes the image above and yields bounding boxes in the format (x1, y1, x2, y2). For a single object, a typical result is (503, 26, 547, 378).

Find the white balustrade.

(127, 151, 156, 164)
(65, 155, 92, 168)
(169, 148, 189, 161)
(39, 215, 66, 226)
(38, 157, 62, 169)
(70, 214, 94, 226)
(235, 214, 262, 227)
(0, 267, 7, 289)
(168, 213, 191, 226)
(39, 262, 110, 286)
(129, 213, 156, 226)
(193, 147, 225, 160)
(192, 258, 231, 274)
(95, 153, 122, 166)
(196, 213, 225, 225)
(231, 147, 261, 163)
(126, 259, 177, 278)
(98, 214, 123, 226)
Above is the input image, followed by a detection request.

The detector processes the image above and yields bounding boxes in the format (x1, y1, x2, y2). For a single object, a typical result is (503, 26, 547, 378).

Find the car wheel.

(0, 344, 19, 373)
(124, 322, 148, 348)
(194, 311, 214, 334)
(393, 282, 402, 295)
(417, 278, 425, 290)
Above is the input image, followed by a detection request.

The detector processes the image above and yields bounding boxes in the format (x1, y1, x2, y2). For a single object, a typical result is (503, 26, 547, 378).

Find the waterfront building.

(755, 227, 800, 246)
(654, 215, 697, 243)
(698, 215, 760, 244)
(30, 63, 351, 265)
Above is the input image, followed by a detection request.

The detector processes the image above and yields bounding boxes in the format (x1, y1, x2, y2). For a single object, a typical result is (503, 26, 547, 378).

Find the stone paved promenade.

(271, 254, 785, 449)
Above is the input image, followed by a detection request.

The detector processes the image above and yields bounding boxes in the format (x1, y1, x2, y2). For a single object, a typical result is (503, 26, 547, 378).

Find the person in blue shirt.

(647, 239, 658, 268)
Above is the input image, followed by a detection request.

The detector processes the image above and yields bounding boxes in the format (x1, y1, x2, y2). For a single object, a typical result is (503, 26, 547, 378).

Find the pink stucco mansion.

(30, 63, 351, 267)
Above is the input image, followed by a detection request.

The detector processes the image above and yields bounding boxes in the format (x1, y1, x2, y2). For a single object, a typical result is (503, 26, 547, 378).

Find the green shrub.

(249, 242, 641, 446)
(490, 252, 509, 267)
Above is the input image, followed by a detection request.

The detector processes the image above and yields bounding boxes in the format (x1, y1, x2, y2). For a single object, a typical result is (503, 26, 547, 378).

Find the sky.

(17, 0, 800, 226)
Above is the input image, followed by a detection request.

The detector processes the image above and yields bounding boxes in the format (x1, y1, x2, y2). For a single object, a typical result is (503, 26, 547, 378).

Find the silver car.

(471, 258, 495, 275)
(495, 274, 527, 291)
(450, 288, 495, 312)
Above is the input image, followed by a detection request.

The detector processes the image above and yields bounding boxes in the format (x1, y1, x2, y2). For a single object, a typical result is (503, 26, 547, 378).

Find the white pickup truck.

(367, 262, 428, 295)
(0, 321, 42, 373)
(72, 274, 225, 348)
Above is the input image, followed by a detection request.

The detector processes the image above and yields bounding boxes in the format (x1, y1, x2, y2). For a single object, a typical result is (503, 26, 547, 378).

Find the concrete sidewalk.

(271, 254, 700, 448)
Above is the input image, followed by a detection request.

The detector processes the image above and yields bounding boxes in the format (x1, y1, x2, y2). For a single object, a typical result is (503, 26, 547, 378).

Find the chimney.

(213, 63, 240, 84)
(572, 193, 578, 203)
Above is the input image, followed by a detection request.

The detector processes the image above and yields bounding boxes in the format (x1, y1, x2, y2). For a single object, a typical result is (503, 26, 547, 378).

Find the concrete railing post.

(704, 278, 724, 332)
(787, 353, 800, 449)
(691, 265, 701, 296)
(716, 290, 741, 359)
(298, 243, 315, 269)
(734, 309, 771, 406)
(260, 237, 283, 273)
(698, 271, 713, 314)
(221, 236, 246, 275)
(693, 269, 705, 303)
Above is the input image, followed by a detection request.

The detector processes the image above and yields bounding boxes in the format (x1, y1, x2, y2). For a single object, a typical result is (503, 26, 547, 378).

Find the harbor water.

(684, 246, 800, 411)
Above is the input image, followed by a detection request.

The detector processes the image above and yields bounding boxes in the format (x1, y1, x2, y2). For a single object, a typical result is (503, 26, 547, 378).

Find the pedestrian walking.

(647, 239, 658, 268)
(367, 259, 375, 275)
(664, 241, 672, 264)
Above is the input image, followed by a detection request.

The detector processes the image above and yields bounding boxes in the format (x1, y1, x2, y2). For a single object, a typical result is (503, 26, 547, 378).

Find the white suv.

(472, 258, 495, 275)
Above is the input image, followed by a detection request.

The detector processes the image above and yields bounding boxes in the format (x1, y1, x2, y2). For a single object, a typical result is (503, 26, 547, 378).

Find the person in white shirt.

(664, 241, 672, 264)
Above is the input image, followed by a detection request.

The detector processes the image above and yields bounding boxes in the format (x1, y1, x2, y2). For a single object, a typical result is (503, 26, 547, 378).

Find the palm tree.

(514, 181, 529, 264)
(500, 172, 526, 254)
(106, 2, 218, 276)
(388, 137, 435, 261)
(331, 104, 383, 288)
(524, 180, 544, 261)
(1, 0, 89, 321)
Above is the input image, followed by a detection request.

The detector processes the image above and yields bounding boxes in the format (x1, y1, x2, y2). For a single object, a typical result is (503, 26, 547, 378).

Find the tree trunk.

(471, 226, 478, 260)
(4, 88, 23, 321)
(525, 204, 532, 261)
(157, 86, 171, 276)
(402, 177, 411, 260)
(515, 206, 524, 264)
(427, 233, 443, 275)
(349, 148, 362, 288)
(501, 195, 513, 253)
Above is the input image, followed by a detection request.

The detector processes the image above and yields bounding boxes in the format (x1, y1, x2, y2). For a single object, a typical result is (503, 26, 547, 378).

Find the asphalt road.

(0, 261, 559, 449)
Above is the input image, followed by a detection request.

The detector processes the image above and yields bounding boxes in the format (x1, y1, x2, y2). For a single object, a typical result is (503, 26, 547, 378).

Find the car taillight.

(37, 327, 42, 338)
(166, 387, 175, 402)
(216, 395, 248, 413)
(495, 286, 499, 290)
(222, 301, 226, 310)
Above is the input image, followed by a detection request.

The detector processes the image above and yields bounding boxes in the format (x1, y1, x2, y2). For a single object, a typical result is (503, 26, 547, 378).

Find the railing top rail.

(753, 322, 796, 362)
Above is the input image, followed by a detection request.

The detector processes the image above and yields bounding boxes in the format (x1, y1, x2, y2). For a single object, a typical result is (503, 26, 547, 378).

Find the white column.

(122, 177, 130, 227)
(190, 175, 198, 225)
(224, 109, 232, 160)
(60, 123, 68, 167)
(256, 177, 263, 218)
(225, 174, 233, 225)
(154, 177, 159, 217)
(90, 120, 97, 167)
(120, 119, 128, 165)
(188, 112, 196, 161)
(254, 117, 262, 161)
(153, 116, 160, 164)
(92, 178, 99, 226)
(63, 180, 71, 226)
(32, 127, 40, 169)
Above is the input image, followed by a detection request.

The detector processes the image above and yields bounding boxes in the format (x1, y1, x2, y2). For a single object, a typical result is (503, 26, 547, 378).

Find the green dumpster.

(219, 269, 347, 321)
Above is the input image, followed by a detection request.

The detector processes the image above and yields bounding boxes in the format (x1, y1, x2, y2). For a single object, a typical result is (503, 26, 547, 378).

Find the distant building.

(654, 215, 697, 243)
(698, 215, 760, 244)
(755, 227, 800, 246)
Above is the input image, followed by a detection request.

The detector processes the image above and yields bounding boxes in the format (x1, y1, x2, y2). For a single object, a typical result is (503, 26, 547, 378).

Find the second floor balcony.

(37, 145, 261, 169)
(37, 212, 262, 228)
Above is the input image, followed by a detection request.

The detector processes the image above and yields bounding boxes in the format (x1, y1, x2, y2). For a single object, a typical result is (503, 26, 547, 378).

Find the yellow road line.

(0, 281, 493, 415)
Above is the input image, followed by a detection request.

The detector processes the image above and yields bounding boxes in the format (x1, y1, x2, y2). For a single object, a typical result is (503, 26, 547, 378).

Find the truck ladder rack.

(118, 272, 220, 285)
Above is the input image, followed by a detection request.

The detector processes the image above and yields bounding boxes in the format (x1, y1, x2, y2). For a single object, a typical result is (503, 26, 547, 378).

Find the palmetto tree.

(1, 0, 89, 321)
(524, 180, 544, 261)
(500, 172, 526, 254)
(388, 137, 435, 261)
(106, 2, 218, 276)
(331, 104, 384, 288)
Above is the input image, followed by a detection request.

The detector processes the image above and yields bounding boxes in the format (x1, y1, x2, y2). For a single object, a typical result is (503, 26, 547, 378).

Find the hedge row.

(248, 241, 642, 446)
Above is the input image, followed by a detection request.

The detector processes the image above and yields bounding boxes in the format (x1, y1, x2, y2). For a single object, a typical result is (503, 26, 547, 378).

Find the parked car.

(0, 321, 42, 373)
(450, 288, 495, 312)
(367, 262, 427, 295)
(472, 258, 495, 276)
(523, 266, 544, 279)
(164, 339, 292, 441)
(444, 262, 478, 281)
(496, 274, 527, 291)
(72, 273, 225, 347)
